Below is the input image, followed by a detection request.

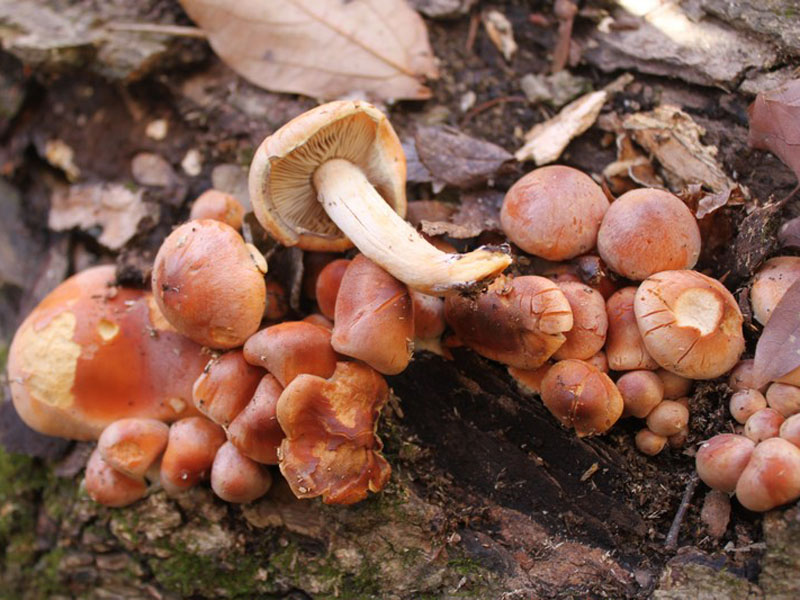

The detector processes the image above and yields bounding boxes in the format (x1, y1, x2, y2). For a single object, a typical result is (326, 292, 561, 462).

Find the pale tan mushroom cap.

(249, 100, 406, 252)
(634, 270, 744, 379)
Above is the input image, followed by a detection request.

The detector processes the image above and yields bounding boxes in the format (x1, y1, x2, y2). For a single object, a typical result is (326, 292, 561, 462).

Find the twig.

(105, 22, 208, 38)
(465, 12, 480, 52)
(460, 95, 527, 125)
(551, 0, 577, 73)
(665, 473, 699, 550)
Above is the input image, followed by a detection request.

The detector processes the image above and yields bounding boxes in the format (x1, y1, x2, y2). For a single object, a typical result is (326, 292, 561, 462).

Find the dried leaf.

(779, 216, 800, 249)
(417, 191, 503, 239)
(748, 79, 800, 182)
(49, 183, 157, 250)
(415, 126, 512, 188)
(179, 0, 438, 101)
(695, 186, 745, 219)
(623, 105, 740, 194)
(401, 139, 434, 184)
(482, 10, 517, 62)
(515, 90, 607, 165)
(754, 278, 800, 386)
(406, 200, 455, 227)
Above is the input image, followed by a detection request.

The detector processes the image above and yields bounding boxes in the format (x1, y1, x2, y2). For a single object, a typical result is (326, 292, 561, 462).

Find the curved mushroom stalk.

(314, 159, 511, 295)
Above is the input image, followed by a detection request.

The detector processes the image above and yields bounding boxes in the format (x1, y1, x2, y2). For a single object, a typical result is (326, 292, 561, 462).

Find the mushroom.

(85, 449, 148, 508)
(192, 350, 265, 426)
(264, 279, 289, 322)
(248, 100, 510, 295)
(276, 361, 391, 504)
(765, 383, 800, 418)
(228, 374, 284, 465)
(315, 258, 351, 320)
(152, 219, 267, 348)
(97, 418, 169, 478)
(750, 256, 800, 325)
(696, 434, 755, 493)
(646, 400, 689, 437)
(656, 369, 693, 400)
(540, 359, 624, 437)
(244, 321, 338, 387)
(743, 408, 785, 443)
(617, 370, 664, 418)
(210, 441, 273, 504)
(508, 363, 552, 395)
(635, 429, 667, 456)
(605, 287, 658, 371)
(552, 281, 608, 361)
(444, 274, 573, 369)
(735, 437, 800, 512)
(331, 255, 414, 375)
(189, 189, 245, 230)
(634, 270, 744, 379)
(728, 359, 768, 393)
(410, 288, 446, 355)
(779, 414, 800, 447)
(597, 188, 701, 280)
(500, 165, 609, 261)
(160, 416, 226, 496)
(729, 389, 768, 424)
(7, 266, 207, 440)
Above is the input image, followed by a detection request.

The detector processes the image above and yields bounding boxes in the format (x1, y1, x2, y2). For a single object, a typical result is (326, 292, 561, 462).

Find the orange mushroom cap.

(98, 418, 169, 478)
(228, 374, 285, 465)
(192, 350, 264, 426)
(160, 416, 226, 496)
(276, 361, 391, 505)
(189, 189, 245, 230)
(696, 433, 755, 493)
(605, 287, 658, 371)
(7, 266, 207, 440)
(85, 449, 148, 508)
(210, 441, 273, 504)
(315, 258, 351, 320)
(735, 437, 800, 512)
(552, 281, 608, 361)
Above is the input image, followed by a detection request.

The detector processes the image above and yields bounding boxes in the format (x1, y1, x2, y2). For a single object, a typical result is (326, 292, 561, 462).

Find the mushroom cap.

(605, 287, 658, 371)
(189, 189, 245, 230)
(597, 188, 701, 281)
(634, 270, 744, 379)
(7, 266, 207, 440)
(656, 369, 692, 400)
(160, 416, 226, 496)
(743, 408, 785, 443)
(540, 359, 624, 437)
(696, 434, 755, 493)
(98, 418, 169, 478)
(750, 256, 800, 325)
(228, 374, 284, 465)
(210, 441, 273, 504)
(331, 255, 413, 375)
(635, 428, 667, 456)
(410, 289, 446, 340)
(85, 449, 147, 508)
(552, 281, 608, 361)
(444, 275, 573, 370)
(646, 400, 689, 437)
(315, 258, 351, 320)
(249, 100, 406, 252)
(779, 414, 800, 447)
(728, 359, 768, 393)
(244, 321, 339, 387)
(617, 370, 664, 418)
(735, 437, 800, 512)
(766, 383, 800, 418)
(192, 350, 265, 426)
(508, 363, 552, 396)
(152, 219, 267, 349)
(500, 165, 609, 260)
(276, 361, 391, 505)
(729, 389, 768, 424)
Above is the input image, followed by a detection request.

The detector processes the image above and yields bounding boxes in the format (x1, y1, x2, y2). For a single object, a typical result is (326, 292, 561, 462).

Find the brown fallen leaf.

(603, 132, 663, 195)
(748, 79, 800, 183)
(622, 105, 741, 194)
(49, 183, 157, 250)
(415, 126, 512, 188)
(418, 190, 504, 239)
(179, 0, 438, 101)
(516, 90, 607, 164)
(482, 9, 516, 62)
(405, 200, 456, 228)
(753, 278, 800, 387)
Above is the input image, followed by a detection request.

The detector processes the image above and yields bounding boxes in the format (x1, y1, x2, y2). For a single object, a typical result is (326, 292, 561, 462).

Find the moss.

(28, 547, 67, 599)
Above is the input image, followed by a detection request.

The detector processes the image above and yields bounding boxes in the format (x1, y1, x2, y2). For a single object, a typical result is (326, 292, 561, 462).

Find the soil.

(0, 1, 798, 599)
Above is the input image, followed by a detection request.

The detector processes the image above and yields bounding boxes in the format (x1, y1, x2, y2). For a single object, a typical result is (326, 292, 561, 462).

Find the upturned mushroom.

(248, 100, 510, 295)
(7, 266, 207, 440)
(276, 361, 391, 504)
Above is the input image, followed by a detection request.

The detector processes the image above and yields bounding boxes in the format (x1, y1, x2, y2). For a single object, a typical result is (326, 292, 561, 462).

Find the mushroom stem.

(313, 159, 511, 295)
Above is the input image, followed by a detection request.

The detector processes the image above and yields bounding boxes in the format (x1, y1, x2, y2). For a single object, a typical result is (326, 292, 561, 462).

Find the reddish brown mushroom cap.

(189, 189, 245, 230)
(779, 414, 800, 448)
(744, 408, 785, 443)
(605, 287, 658, 371)
(540, 359, 624, 437)
(656, 369, 693, 400)
(634, 270, 744, 379)
(729, 389, 768, 424)
(85, 449, 147, 507)
(192, 350, 264, 426)
(98, 418, 169, 478)
(7, 266, 207, 440)
(315, 258, 351, 320)
(766, 383, 800, 418)
(445, 275, 573, 369)
(228, 374, 284, 465)
(331, 255, 413, 375)
(617, 370, 664, 418)
(729, 360, 768, 393)
(695, 434, 755, 493)
(553, 281, 608, 361)
(210, 441, 273, 504)
(500, 165, 609, 260)
(750, 256, 800, 325)
(244, 321, 338, 387)
(410, 289, 446, 341)
(508, 363, 552, 396)
(597, 188, 701, 280)
(152, 219, 267, 349)
(646, 400, 689, 437)
(264, 279, 290, 322)
(276, 361, 391, 505)
(160, 417, 226, 496)
(735, 437, 800, 512)
(635, 428, 667, 456)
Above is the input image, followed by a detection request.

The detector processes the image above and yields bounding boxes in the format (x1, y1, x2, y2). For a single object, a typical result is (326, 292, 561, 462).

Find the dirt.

(1, 1, 799, 599)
